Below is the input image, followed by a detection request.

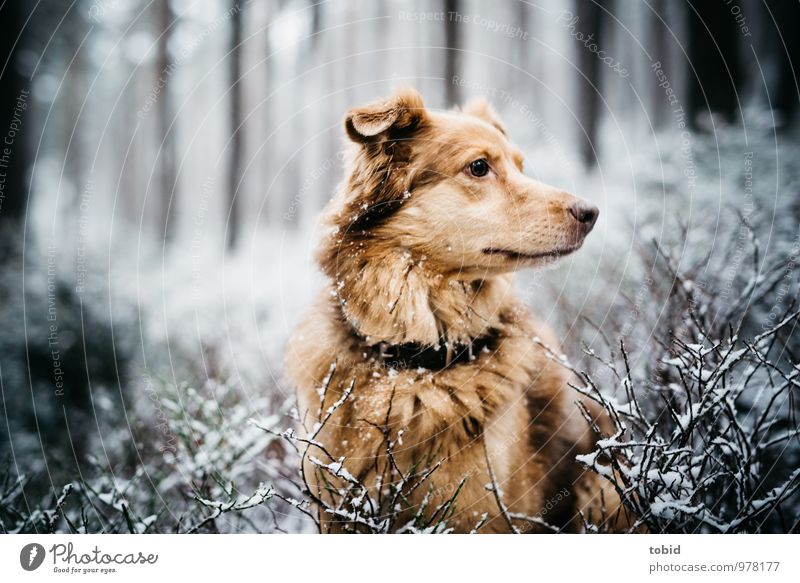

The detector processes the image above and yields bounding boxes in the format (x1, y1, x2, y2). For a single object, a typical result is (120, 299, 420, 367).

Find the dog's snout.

(568, 202, 599, 230)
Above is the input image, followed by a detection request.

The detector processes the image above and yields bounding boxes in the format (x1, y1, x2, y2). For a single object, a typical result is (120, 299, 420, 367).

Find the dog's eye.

(468, 158, 490, 177)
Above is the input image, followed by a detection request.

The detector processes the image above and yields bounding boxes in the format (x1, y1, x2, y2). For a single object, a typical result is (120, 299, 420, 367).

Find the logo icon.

(20, 543, 46, 571)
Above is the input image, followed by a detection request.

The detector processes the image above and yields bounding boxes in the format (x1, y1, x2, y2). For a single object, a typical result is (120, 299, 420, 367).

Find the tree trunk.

(444, 0, 460, 106)
(63, 6, 87, 242)
(0, 0, 30, 236)
(649, 0, 670, 128)
(687, 0, 742, 126)
(575, 0, 607, 167)
(157, 0, 177, 242)
(770, 0, 800, 125)
(227, 0, 244, 250)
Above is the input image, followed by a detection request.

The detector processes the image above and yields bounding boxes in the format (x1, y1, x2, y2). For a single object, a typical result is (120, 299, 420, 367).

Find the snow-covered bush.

(1, 374, 304, 534)
(562, 223, 800, 533)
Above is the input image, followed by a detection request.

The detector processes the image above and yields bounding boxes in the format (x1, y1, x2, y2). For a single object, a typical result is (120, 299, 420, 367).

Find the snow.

(575, 452, 612, 477)
(309, 457, 358, 485)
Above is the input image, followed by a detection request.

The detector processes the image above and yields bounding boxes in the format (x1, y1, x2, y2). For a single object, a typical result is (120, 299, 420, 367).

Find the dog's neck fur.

(325, 240, 514, 347)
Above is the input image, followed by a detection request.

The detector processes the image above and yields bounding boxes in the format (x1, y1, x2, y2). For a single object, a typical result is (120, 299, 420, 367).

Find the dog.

(287, 88, 630, 533)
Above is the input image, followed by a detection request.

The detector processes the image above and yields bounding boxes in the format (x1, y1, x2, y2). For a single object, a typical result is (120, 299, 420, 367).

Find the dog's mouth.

(482, 245, 580, 262)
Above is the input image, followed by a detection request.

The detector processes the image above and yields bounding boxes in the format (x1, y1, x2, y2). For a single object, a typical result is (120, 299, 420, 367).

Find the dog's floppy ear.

(345, 88, 427, 144)
(461, 97, 507, 135)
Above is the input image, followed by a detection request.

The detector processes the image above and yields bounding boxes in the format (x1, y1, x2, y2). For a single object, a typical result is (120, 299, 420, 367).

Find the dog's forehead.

(433, 109, 505, 139)
(427, 110, 524, 166)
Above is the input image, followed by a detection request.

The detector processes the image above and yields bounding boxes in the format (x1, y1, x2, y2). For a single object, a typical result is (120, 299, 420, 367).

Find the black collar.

(371, 333, 498, 371)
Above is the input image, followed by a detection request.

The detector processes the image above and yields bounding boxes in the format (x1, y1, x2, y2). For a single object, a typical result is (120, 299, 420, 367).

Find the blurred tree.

(0, 0, 30, 236)
(260, 0, 275, 228)
(649, 0, 670, 128)
(687, 0, 742, 126)
(515, 0, 530, 80)
(227, 0, 244, 250)
(157, 0, 177, 242)
(310, 0, 322, 51)
(444, 0, 460, 106)
(769, 0, 800, 126)
(575, 0, 609, 167)
(63, 4, 88, 237)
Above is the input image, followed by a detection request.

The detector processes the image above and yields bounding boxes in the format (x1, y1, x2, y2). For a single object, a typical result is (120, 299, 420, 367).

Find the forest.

(1, 0, 799, 533)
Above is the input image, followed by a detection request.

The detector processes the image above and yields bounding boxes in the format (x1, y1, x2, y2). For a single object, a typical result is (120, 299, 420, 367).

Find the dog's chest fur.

(288, 294, 583, 532)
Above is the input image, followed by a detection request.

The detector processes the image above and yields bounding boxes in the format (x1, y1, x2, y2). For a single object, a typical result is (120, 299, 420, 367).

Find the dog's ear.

(461, 98, 507, 135)
(345, 88, 427, 144)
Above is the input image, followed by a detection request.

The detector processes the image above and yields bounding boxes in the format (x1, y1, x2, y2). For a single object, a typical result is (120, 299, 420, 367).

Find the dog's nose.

(569, 202, 599, 231)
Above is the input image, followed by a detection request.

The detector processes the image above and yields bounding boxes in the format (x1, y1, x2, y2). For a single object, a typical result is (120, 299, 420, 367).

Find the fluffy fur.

(287, 88, 630, 533)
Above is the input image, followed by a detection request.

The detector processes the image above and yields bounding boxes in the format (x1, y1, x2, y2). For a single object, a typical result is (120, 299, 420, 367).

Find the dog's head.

(318, 88, 599, 344)
(324, 87, 598, 279)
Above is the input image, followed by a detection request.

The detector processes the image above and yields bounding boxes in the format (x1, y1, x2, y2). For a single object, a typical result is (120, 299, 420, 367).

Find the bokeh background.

(1, 0, 798, 533)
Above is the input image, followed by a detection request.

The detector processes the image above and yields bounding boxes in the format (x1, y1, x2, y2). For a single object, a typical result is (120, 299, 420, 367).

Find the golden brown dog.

(287, 88, 630, 533)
